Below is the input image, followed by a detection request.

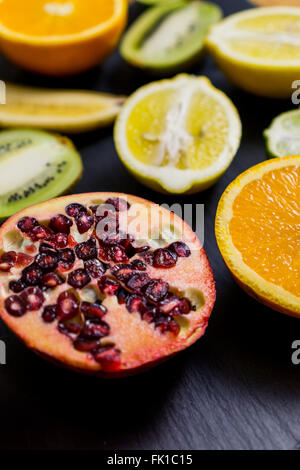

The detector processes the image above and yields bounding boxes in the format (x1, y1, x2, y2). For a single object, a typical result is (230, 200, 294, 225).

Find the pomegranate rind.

(0, 192, 215, 377)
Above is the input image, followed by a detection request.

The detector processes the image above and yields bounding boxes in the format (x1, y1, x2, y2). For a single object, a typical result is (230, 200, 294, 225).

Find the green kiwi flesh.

(121, 1, 222, 74)
(0, 129, 83, 219)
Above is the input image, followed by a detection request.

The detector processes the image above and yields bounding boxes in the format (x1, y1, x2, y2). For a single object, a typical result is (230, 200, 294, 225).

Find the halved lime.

(264, 109, 300, 158)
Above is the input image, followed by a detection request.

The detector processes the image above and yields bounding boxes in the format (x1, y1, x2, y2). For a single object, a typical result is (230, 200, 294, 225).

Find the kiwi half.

(0, 129, 83, 219)
(121, 1, 222, 74)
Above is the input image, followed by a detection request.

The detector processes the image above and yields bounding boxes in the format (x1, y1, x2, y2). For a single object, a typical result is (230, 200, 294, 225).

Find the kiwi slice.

(121, 1, 222, 74)
(0, 129, 83, 219)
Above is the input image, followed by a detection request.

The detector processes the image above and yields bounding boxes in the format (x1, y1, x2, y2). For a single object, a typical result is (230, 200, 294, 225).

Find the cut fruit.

(0, 83, 126, 133)
(0, 0, 128, 76)
(264, 109, 300, 158)
(250, 1, 300, 5)
(0, 129, 82, 219)
(207, 7, 300, 98)
(114, 74, 241, 194)
(0, 192, 215, 377)
(121, 1, 222, 74)
(137, 0, 178, 5)
(215, 156, 300, 317)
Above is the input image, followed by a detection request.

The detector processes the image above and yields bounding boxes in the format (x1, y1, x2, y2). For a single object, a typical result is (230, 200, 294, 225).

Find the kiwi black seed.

(121, 1, 222, 74)
(0, 129, 83, 219)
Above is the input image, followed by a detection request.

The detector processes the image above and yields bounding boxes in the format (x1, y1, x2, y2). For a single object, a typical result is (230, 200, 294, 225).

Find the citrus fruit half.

(0, 0, 128, 76)
(207, 7, 300, 98)
(114, 74, 241, 195)
(216, 156, 300, 317)
(264, 109, 300, 158)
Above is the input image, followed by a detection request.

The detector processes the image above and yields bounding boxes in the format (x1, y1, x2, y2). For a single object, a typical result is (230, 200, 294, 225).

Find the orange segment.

(230, 165, 300, 297)
(0, 0, 116, 37)
(215, 156, 300, 317)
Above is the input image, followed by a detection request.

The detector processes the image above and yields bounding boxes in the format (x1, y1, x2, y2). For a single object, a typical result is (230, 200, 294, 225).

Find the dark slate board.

(0, 0, 299, 451)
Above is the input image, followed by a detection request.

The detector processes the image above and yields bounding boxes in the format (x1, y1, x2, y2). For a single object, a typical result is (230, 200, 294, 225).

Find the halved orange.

(215, 156, 300, 317)
(0, 0, 128, 76)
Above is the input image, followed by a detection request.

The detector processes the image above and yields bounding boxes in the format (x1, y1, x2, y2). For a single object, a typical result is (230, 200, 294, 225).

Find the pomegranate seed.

(75, 211, 94, 234)
(58, 248, 75, 270)
(17, 217, 39, 233)
(67, 269, 91, 289)
(93, 347, 121, 372)
(159, 294, 181, 314)
(142, 308, 158, 324)
(73, 337, 100, 352)
(66, 203, 86, 218)
(106, 197, 130, 212)
(84, 258, 107, 279)
(57, 291, 79, 319)
(58, 321, 82, 338)
(144, 280, 169, 303)
(126, 294, 147, 313)
(75, 238, 97, 261)
(15, 252, 33, 268)
(155, 315, 180, 335)
(126, 272, 150, 292)
(153, 248, 177, 269)
(169, 241, 191, 258)
(81, 301, 107, 319)
(130, 259, 147, 271)
(177, 298, 192, 315)
(41, 272, 64, 289)
(21, 287, 44, 311)
(9, 279, 26, 293)
(5, 295, 26, 317)
(139, 251, 154, 265)
(21, 263, 43, 286)
(0, 251, 17, 271)
(50, 214, 73, 234)
(81, 320, 110, 339)
(117, 288, 129, 304)
(50, 233, 69, 249)
(42, 305, 57, 323)
(111, 264, 134, 282)
(108, 244, 128, 263)
(35, 250, 58, 271)
(98, 276, 120, 296)
(30, 225, 52, 242)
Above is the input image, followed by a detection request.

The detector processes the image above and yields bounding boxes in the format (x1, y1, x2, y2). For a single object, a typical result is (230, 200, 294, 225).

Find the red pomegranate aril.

(41, 272, 64, 289)
(5, 295, 26, 317)
(17, 217, 38, 233)
(57, 291, 79, 319)
(93, 347, 121, 372)
(21, 287, 44, 311)
(108, 244, 128, 263)
(0, 251, 17, 271)
(21, 263, 43, 286)
(75, 238, 97, 261)
(156, 315, 180, 335)
(65, 203, 85, 218)
(75, 211, 94, 234)
(159, 294, 181, 314)
(106, 197, 130, 212)
(49, 214, 73, 234)
(126, 272, 150, 292)
(58, 321, 82, 338)
(9, 279, 26, 293)
(81, 320, 110, 339)
(15, 252, 33, 268)
(50, 233, 69, 249)
(153, 248, 177, 269)
(142, 308, 157, 324)
(144, 279, 169, 303)
(126, 294, 147, 313)
(117, 288, 129, 304)
(177, 298, 192, 314)
(139, 251, 154, 265)
(67, 269, 91, 289)
(111, 264, 134, 282)
(81, 301, 107, 319)
(84, 258, 107, 279)
(30, 225, 53, 242)
(35, 250, 58, 271)
(169, 241, 191, 258)
(73, 337, 100, 352)
(98, 276, 120, 296)
(58, 248, 75, 270)
(42, 305, 57, 323)
(130, 259, 147, 271)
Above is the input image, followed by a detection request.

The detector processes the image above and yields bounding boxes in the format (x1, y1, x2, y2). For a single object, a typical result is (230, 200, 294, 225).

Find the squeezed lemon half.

(114, 75, 241, 194)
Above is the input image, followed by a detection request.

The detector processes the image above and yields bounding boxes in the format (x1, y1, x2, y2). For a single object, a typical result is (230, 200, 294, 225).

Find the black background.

(0, 0, 299, 451)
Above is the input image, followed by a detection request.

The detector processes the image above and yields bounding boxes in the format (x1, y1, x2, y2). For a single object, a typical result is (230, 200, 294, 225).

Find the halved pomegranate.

(0, 193, 215, 377)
